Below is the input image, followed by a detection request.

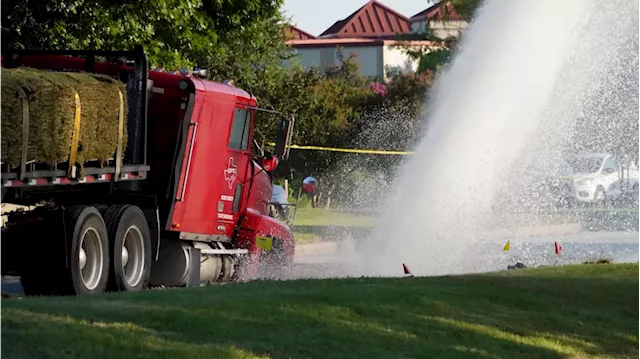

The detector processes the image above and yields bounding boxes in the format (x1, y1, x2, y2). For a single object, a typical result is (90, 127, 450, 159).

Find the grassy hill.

(2, 263, 638, 359)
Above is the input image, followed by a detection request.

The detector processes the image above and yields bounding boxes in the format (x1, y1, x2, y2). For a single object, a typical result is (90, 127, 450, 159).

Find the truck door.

(218, 107, 253, 225)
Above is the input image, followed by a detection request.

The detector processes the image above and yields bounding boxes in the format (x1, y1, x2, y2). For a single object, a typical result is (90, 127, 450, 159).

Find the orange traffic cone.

(402, 263, 414, 277)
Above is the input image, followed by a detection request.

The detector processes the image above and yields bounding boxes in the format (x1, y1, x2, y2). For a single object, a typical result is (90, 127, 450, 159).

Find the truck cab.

(145, 71, 297, 286)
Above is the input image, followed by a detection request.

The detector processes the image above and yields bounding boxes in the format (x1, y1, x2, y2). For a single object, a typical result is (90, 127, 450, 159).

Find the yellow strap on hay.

(115, 89, 125, 181)
(67, 91, 82, 178)
(18, 87, 30, 181)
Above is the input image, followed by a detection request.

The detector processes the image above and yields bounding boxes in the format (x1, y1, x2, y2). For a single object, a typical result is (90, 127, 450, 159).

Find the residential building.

(282, 37, 435, 81)
(317, 0, 411, 39)
(285, 25, 316, 41)
(409, 1, 468, 39)
(282, 0, 437, 81)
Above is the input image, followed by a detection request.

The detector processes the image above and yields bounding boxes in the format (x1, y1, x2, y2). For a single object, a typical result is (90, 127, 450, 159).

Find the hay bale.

(1, 67, 128, 168)
(91, 74, 129, 161)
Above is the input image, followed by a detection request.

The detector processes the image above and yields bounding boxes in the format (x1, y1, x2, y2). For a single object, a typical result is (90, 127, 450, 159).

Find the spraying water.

(346, 0, 640, 277)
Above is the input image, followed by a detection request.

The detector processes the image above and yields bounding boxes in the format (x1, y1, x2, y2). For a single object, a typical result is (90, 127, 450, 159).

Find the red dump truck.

(1, 48, 313, 296)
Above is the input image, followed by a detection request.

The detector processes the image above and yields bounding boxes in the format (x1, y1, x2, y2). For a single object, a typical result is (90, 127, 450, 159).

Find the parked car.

(567, 153, 638, 204)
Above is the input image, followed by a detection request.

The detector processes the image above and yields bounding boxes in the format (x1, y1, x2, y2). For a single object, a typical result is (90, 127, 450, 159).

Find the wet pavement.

(2, 231, 638, 295)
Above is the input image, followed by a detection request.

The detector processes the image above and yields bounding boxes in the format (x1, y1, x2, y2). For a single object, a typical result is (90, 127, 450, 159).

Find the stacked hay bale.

(1, 67, 128, 169)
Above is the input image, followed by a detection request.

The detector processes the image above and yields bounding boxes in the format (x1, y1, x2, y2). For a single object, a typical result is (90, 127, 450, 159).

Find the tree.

(254, 50, 376, 193)
(1, 0, 288, 82)
(450, 0, 482, 21)
(270, 57, 434, 209)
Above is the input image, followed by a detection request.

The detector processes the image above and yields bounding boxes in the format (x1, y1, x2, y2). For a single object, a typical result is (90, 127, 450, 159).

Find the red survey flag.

(402, 263, 414, 277)
(554, 242, 562, 255)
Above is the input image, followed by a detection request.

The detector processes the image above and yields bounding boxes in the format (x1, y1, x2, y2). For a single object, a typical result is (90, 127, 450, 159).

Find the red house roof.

(410, 1, 465, 22)
(318, 0, 411, 39)
(286, 38, 439, 49)
(285, 25, 316, 40)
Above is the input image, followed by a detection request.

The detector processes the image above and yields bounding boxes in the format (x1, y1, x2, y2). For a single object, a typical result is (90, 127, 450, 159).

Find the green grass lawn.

(292, 207, 373, 227)
(291, 231, 321, 244)
(2, 263, 638, 359)
(292, 209, 577, 229)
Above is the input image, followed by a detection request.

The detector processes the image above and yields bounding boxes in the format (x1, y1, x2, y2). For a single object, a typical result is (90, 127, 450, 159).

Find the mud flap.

(186, 247, 201, 287)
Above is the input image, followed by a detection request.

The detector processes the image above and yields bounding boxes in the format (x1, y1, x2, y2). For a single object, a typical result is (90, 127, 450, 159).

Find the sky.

(282, 0, 435, 36)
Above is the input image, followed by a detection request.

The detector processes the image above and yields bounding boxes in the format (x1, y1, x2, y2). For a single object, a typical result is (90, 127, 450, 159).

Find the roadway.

(286, 231, 639, 280)
(2, 230, 638, 295)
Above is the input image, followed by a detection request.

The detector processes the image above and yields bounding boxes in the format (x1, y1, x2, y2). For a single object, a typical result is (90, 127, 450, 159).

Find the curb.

(484, 223, 584, 240)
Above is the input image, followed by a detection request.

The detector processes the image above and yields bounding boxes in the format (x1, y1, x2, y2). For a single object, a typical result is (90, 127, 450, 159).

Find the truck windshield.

(229, 108, 251, 151)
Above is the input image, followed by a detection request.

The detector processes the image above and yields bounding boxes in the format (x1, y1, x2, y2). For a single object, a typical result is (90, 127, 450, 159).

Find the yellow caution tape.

(256, 235, 273, 251)
(265, 142, 414, 155)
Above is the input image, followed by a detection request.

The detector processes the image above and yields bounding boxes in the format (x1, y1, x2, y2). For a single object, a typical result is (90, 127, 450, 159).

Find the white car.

(568, 153, 638, 204)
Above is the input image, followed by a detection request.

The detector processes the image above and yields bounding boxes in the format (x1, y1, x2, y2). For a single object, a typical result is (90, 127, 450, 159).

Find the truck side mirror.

(301, 176, 318, 194)
(261, 152, 279, 172)
(274, 115, 294, 160)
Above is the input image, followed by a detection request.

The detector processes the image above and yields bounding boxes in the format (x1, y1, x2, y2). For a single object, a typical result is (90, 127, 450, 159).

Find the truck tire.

(104, 205, 151, 292)
(65, 206, 110, 295)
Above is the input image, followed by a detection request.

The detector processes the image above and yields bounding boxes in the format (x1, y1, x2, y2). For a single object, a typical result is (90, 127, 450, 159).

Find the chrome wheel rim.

(122, 226, 145, 287)
(79, 227, 104, 290)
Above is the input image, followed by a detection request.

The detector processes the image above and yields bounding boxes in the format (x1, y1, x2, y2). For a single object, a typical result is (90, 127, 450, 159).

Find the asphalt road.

(287, 231, 639, 280)
(2, 231, 638, 295)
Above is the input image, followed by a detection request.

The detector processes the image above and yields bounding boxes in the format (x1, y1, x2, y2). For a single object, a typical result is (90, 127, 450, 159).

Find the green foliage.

(417, 48, 452, 73)
(1, 0, 288, 81)
(450, 0, 483, 21)
(254, 49, 379, 187)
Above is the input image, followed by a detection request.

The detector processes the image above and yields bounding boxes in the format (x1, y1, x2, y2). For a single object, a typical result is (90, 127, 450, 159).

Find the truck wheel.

(93, 204, 109, 216)
(66, 206, 110, 295)
(104, 205, 151, 292)
(231, 254, 258, 282)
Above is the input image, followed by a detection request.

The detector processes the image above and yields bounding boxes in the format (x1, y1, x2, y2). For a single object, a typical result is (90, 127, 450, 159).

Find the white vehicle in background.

(567, 153, 639, 204)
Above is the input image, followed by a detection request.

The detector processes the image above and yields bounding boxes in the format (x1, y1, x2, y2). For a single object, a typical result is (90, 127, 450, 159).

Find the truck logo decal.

(218, 213, 234, 220)
(224, 157, 237, 189)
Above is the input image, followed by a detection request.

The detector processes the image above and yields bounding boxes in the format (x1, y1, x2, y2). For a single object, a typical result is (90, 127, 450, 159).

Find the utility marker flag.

(402, 263, 414, 277)
(554, 242, 562, 255)
(503, 240, 511, 251)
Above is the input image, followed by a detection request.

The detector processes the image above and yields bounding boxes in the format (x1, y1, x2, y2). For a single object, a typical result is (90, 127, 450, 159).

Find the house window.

(228, 108, 251, 151)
